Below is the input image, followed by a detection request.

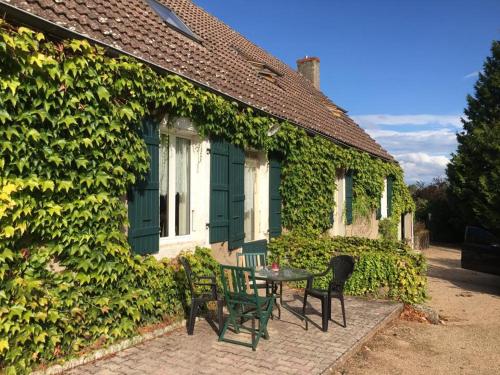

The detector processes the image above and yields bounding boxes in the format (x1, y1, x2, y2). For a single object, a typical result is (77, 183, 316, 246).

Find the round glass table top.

(255, 266, 312, 282)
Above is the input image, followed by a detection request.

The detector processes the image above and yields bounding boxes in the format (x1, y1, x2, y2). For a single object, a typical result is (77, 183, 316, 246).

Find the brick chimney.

(297, 56, 320, 90)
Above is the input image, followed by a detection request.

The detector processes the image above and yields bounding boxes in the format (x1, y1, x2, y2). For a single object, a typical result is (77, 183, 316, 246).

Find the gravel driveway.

(337, 245, 500, 375)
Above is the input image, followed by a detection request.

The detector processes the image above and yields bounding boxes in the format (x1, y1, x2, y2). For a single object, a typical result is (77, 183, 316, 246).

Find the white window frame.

(159, 128, 197, 245)
(244, 152, 260, 242)
(380, 178, 388, 219)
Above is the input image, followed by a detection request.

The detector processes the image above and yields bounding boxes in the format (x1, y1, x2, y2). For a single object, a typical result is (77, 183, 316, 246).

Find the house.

(0, 0, 413, 262)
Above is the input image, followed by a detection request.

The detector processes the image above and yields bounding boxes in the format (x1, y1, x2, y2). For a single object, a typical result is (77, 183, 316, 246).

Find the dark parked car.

(461, 226, 500, 276)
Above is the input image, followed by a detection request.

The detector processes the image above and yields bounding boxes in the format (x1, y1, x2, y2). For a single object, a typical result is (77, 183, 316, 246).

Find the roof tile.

(5, 0, 392, 160)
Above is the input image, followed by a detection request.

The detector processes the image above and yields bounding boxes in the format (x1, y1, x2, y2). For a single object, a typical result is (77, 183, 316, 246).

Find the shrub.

(173, 247, 221, 312)
(268, 229, 427, 304)
(0, 238, 218, 374)
(378, 217, 398, 241)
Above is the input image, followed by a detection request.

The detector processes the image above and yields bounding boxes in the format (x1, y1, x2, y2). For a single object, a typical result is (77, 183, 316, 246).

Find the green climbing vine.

(273, 125, 414, 231)
(0, 21, 413, 373)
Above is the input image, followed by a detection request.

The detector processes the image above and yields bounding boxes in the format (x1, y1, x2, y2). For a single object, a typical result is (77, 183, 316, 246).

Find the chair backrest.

(179, 257, 195, 296)
(242, 239, 268, 254)
(220, 265, 261, 307)
(329, 255, 355, 289)
(236, 252, 267, 269)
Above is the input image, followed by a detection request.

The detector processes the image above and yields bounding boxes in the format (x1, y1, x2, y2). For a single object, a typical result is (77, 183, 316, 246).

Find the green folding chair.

(237, 252, 267, 269)
(219, 265, 274, 351)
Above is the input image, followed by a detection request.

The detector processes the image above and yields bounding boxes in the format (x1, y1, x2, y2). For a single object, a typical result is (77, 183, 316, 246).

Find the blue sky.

(194, 0, 500, 183)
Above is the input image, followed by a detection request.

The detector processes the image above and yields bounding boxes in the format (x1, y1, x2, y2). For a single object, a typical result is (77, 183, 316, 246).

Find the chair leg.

(188, 299, 198, 335)
(328, 297, 333, 321)
(251, 316, 256, 351)
(302, 291, 308, 315)
(279, 282, 283, 305)
(340, 294, 346, 327)
(217, 299, 224, 336)
(321, 297, 329, 332)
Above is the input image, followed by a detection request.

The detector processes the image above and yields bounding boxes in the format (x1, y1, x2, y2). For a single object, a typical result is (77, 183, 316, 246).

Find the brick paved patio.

(66, 292, 401, 375)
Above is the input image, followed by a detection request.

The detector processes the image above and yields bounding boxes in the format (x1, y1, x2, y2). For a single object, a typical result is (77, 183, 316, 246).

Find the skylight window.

(145, 0, 199, 41)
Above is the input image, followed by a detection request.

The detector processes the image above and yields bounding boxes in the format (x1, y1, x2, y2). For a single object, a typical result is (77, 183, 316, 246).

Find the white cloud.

(353, 113, 461, 182)
(464, 71, 480, 79)
(352, 114, 462, 128)
(397, 152, 450, 167)
(366, 128, 457, 155)
(361, 124, 458, 183)
(395, 152, 450, 183)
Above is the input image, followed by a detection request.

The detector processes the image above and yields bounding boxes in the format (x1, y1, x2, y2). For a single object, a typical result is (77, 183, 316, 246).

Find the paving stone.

(66, 291, 400, 375)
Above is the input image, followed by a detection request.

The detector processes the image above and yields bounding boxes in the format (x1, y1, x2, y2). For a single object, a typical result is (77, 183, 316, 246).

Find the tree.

(409, 178, 464, 242)
(447, 40, 500, 235)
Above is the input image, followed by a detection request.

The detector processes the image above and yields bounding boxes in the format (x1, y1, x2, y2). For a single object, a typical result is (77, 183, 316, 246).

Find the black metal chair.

(302, 255, 355, 332)
(180, 257, 224, 336)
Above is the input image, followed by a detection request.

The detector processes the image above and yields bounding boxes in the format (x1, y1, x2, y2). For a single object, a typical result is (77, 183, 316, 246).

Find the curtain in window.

(175, 137, 191, 235)
(244, 157, 257, 242)
(159, 134, 169, 237)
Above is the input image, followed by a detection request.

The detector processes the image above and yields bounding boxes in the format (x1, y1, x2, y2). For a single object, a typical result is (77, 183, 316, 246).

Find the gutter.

(0, 1, 393, 162)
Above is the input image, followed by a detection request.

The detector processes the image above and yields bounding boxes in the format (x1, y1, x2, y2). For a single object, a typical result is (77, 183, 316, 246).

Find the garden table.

(255, 266, 312, 330)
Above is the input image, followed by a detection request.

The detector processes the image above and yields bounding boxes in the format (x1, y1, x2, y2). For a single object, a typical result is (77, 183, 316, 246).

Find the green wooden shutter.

(269, 153, 282, 238)
(209, 139, 230, 243)
(345, 170, 354, 225)
(228, 144, 245, 250)
(387, 176, 394, 217)
(376, 204, 382, 220)
(128, 119, 160, 255)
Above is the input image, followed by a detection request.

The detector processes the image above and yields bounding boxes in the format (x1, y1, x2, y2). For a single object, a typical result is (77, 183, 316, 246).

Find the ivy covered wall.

(273, 124, 414, 231)
(0, 21, 413, 373)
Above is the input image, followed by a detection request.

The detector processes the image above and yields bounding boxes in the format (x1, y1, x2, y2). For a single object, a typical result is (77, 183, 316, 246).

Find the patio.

(65, 291, 401, 375)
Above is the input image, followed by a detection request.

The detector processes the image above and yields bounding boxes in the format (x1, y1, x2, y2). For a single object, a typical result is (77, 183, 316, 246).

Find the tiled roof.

(2, 0, 393, 160)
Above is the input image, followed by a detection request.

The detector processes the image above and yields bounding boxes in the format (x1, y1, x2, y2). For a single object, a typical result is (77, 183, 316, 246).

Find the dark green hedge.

(268, 230, 427, 304)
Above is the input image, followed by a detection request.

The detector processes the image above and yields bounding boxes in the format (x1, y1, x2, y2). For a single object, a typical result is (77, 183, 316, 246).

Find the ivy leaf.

(75, 158, 89, 168)
(119, 107, 134, 121)
(26, 129, 41, 141)
(47, 205, 62, 216)
(0, 249, 14, 262)
(0, 339, 8, 353)
(57, 180, 73, 192)
(48, 155, 63, 166)
(3, 226, 15, 238)
(64, 60, 78, 76)
(95, 173, 109, 187)
(97, 86, 110, 102)
(4, 79, 20, 95)
(81, 138, 93, 148)
(0, 110, 11, 124)
(63, 116, 78, 127)
(41, 180, 55, 192)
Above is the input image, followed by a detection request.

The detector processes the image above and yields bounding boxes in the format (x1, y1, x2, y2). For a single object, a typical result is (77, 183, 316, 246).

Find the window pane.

(159, 134, 169, 237)
(244, 156, 257, 242)
(145, 0, 199, 40)
(175, 137, 190, 236)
